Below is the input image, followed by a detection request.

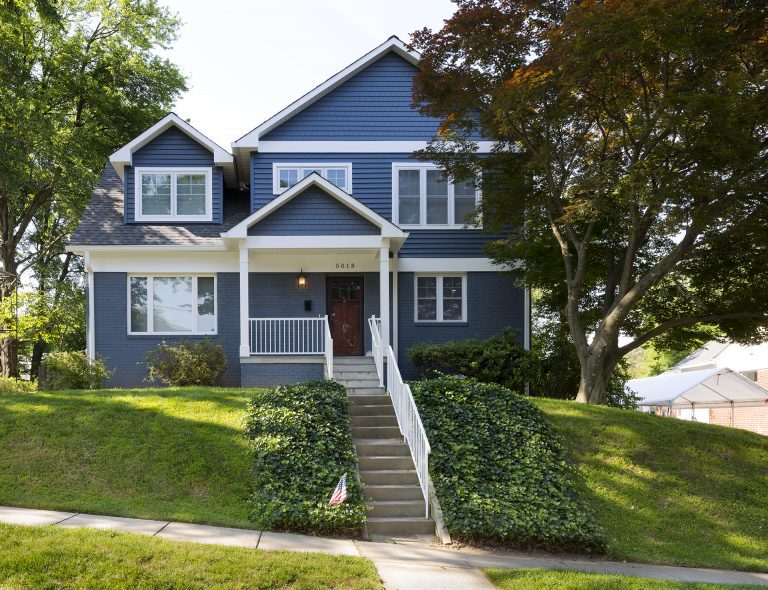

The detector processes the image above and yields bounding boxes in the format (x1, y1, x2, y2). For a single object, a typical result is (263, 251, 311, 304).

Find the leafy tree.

(0, 0, 186, 376)
(411, 0, 768, 403)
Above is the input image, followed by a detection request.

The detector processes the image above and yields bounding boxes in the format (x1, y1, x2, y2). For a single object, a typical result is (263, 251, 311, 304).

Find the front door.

(327, 276, 364, 356)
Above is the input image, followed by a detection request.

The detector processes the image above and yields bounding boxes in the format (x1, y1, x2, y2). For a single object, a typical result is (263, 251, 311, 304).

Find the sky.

(158, 0, 457, 148)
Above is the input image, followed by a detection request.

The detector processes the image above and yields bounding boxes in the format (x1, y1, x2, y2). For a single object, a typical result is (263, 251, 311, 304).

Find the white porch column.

(392, 252, 398, 357)
(239, 245, 250, 357)
(379, 244, 390, 356)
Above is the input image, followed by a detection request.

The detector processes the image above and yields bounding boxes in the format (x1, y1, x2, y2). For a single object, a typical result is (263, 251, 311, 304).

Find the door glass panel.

(141, 173, 171, 215)
(153, 277, 193, 332)
(129, 277, 148, 332)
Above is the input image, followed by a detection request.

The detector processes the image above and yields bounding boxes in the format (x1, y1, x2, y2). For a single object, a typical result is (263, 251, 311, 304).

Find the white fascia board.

(222, 173, 406, 239)
(232, 37, 419, 149)
(67, 243, 227, 254)
(109, 113, 233, 179)
(245, 236, 388, 250)
(397, 258, 505, 272)
(257, 140, 498, 153)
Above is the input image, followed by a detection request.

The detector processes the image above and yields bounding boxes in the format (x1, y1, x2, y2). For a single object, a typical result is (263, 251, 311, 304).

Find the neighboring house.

(67, 37, 529, 388)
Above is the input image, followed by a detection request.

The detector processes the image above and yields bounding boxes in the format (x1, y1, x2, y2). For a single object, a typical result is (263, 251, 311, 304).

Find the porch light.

(296, 270, 308, 289)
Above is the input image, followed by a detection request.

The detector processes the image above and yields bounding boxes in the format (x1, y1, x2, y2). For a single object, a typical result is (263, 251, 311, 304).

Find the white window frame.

(392, 163, 482, 229)
(272, 163, 353, 194)
(127, 274, 218, 335)
(135, 167, 213, 222)
(413, 274, 468, 323)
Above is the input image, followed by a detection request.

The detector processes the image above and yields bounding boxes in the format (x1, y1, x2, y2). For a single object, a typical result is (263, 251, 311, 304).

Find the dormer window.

(273, 163, 352, 194)
(135, 167, 213, 222)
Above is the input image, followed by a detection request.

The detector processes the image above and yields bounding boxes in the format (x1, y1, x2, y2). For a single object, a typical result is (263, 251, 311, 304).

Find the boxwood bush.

(244, 380, 365, 536)
(411, 375, 605, 552)
(144, 339, 227, 386)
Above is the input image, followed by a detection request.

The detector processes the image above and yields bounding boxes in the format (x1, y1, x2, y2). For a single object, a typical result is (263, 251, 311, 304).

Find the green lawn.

(485, 569, 763, 589)
(0, 387, 254, 528)
(533, 399, 768, 572)
(0, 523, 382, 589)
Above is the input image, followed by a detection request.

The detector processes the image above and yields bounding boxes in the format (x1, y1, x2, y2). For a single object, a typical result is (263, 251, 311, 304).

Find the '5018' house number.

(335, 263, 355, 269)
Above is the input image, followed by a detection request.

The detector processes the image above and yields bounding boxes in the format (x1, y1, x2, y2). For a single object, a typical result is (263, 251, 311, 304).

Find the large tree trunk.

(0, 237, 19, 378)
(575, 343, 619, 404)
(30, 340, 46, 382)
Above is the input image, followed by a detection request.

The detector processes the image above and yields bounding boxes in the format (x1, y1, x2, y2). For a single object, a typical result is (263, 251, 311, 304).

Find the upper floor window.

(393, 164, 480, 228)
(273, 163, 352, 194)
(135, 168, 212, 222)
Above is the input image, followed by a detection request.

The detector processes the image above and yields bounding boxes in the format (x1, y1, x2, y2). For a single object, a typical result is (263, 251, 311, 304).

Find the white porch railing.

(249, 316, 333, 378)
(369, 315, 431, 518)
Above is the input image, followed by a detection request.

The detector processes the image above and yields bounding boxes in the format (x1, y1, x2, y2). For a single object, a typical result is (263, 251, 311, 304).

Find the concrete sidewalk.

(2, 505, 767, 589)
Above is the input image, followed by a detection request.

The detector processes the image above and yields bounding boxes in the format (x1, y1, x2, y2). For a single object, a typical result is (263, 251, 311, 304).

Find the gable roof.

(232, 37, 419, 151)
(222, 173, 407, 242)
(110, 113, 235, 184)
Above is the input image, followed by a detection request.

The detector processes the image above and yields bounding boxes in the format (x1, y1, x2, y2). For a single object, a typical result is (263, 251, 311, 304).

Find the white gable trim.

(110, 113, 234, 179)
(232, 37, 419, 150)
(221, 173, 406, 240)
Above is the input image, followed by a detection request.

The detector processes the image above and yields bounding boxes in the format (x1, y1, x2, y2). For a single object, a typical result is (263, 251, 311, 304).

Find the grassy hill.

(533, 399, 768, 572)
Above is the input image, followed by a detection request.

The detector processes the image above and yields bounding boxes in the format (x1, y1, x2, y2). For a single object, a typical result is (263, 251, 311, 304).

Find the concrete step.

(358, 455, 415, 470)
(349, 404, 395, 417)
(334, 357, 376, 366)
(346, 387, 385, 396)
(363, 484, 425, 501)
(366, 500, 427, 518)
(360, 469, 420, 486)
(366, 517, 435, 536)
(355, 441, 410, 457)
(348, 394, 390, 405)
(352, 426, 402, 439)
(350, 415, 398, 427)
(336, 379, 382, 388)
(336, 373, 379, 381)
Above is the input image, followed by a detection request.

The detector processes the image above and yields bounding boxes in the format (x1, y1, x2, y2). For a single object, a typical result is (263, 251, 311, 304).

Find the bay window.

(135, 168, 212, 222)
(415, 274, 467, 322)
(129, 275, 216, 334)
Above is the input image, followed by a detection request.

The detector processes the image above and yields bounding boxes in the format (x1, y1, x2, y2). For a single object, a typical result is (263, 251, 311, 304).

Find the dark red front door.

(327, 277, 363, 356)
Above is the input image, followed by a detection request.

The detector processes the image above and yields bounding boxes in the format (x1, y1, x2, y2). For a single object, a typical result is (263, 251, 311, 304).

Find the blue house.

(68, 37, 530, 389)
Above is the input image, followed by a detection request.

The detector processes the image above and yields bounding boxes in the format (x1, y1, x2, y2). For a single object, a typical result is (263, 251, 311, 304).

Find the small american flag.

(329, 473, 348, 505)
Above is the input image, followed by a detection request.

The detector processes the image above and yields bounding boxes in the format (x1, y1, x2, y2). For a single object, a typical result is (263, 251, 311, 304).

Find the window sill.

(413, 321, 469, 327)
(127, 333, 218, 338)
(398, 225, 483, 231)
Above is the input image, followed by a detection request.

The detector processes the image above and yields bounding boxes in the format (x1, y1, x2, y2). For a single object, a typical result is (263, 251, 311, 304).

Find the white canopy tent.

(627, 367, 768, 426)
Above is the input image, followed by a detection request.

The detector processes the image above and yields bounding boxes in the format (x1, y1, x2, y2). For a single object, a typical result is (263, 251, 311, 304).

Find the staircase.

(335, 356, 435, 539)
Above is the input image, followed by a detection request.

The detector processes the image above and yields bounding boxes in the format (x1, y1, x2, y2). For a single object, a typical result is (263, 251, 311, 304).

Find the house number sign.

(335, 263, 356, 269)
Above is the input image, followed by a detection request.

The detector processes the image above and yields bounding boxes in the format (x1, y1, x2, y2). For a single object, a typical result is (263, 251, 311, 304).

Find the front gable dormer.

(110, 113, 234, 224)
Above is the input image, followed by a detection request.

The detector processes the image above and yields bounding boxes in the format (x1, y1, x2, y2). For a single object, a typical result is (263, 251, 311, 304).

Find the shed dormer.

(109, 113, 235, 224)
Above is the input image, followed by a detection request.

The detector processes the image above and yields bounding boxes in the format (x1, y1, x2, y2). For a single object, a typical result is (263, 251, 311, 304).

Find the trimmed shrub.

(408, 329, 527, 393)
(244, 380, 365, 536)
(144, 339, 227, 386)
(411, 375, 606, 552)
(0, 377, 36, 394)
(41, 352, 112, 390)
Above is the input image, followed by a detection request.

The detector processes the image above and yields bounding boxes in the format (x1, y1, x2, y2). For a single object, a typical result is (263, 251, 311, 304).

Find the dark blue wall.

(125, 127, 224, 224)
(248, 186, 378, 236)
(94, 272, 240, 387)
(396, 271, 524, 378)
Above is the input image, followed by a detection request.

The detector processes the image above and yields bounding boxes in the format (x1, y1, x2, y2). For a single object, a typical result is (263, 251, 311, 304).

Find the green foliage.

(411, 375, 605, 551)
(244, 380, 365, 536)
(41, 352, 112, 390)
(408, 329, 527, 393)
(0, 377, 36, 394)
(144, 340, 227, 387)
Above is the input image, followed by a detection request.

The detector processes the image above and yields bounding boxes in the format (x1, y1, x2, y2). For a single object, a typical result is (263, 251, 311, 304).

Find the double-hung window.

(415, 275, 467, 322)
(273, 163, 352, 193)
(135, 168, 213, 222)
(393, 164, 480, 228)
(129, 275, 216, 334)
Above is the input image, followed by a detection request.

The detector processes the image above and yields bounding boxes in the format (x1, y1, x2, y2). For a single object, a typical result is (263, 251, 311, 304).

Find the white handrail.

(369, 315, 431, 519)
(323, 315, 333, 379)
(249, 317, 333, 377)
(368, 316, 384, 387)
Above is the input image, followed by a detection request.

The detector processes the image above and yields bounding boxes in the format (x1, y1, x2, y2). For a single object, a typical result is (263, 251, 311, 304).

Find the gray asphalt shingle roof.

(69, 164, 250, 247)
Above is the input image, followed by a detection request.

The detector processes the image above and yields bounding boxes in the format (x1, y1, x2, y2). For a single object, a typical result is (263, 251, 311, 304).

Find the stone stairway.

(335, 356, 435, 539)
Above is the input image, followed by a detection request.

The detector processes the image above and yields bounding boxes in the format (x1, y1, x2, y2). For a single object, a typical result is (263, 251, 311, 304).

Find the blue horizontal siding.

(251, 152, 502, 257)
(248, 186, 378, 236)
(125, 127, 223, 223)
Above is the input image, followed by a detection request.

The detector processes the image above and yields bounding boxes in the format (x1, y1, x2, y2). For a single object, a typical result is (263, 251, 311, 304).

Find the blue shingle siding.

(396, 271, 524, 378)
(248, 186, 378, 236)
(93, 272, 240, 387)
(124, 127, 223, 224)
(241, 363, 324, 387)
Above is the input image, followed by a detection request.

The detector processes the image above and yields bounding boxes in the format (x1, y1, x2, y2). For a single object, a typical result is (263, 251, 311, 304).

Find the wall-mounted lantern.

(296, 270, 308, 289)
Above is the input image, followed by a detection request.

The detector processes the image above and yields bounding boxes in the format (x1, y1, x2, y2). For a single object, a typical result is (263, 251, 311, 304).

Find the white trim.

(523, 287, 531, 351)
(414, 273, 468, 323)
(245, 235, 390, 250)
(127, 274, 218, 336)
(257, 141, 497, 153)
(85, 251, 95, 360)
(134, 167, 213, 222)
(87, 251, 237, 273)
(392, 252, 399, 357)
(232, 37, 419, 149)
(272, 162, 352, 194)
(380, 246, 390, 356)
(110, 113, 233, 179)
(392, 163, 482, 229)
(397, 258, 501, 272)
(67, 244, 227, 253)
(223, 173, 406, 240)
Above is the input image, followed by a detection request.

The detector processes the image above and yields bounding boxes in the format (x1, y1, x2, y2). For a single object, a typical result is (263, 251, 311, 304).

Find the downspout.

(85, 251, 95, 360)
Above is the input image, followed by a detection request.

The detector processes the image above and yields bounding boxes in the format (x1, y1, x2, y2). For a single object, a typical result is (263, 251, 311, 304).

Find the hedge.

(412, 375, 606, 552)
(244, 380, 365, 536)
